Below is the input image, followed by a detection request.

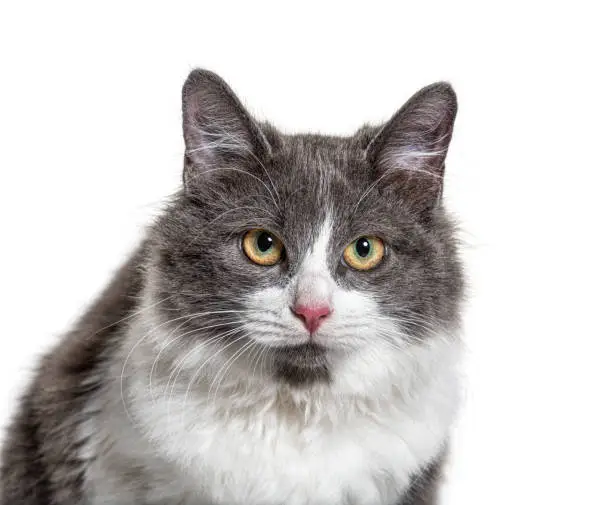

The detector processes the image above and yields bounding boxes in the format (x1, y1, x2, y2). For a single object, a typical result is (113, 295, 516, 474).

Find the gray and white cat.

(0, 69, 464, 505)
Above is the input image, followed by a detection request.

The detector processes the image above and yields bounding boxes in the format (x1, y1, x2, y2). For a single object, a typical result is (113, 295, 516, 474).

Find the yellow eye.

(343, 236, 385, 271)
(242, 229, 284, 266)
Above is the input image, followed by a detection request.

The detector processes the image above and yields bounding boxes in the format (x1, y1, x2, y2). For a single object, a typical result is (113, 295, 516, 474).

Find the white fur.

(82, 220, 462, 505)
(130, 337, 459, 505)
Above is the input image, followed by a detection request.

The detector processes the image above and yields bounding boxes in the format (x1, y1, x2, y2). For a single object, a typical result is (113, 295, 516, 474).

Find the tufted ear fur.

(182, 69, 271, 188)
(366, 82, 457, 212)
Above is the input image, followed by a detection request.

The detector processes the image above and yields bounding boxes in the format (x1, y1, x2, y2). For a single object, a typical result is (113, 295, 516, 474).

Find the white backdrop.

(1, 2, 611, 503)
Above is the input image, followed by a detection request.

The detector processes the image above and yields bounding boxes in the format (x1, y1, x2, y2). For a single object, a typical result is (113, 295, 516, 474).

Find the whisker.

(165, 326, 242, 404)
(209, 337, 258, 404)
(191, 167, 280, 212)
(148, 317, 245, 404)
(97, 294, 173, 336)
(120, 310, 214, 425)
(179, 332, 250, 427)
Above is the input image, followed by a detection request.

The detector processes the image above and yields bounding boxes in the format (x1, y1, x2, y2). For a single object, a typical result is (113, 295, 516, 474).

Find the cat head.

(149, 69, 463, 390)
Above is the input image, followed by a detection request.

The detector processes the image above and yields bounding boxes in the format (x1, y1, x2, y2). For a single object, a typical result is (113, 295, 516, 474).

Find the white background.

(1, 1, 611, 503)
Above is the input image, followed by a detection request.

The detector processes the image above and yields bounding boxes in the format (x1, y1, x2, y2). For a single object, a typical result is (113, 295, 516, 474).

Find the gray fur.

(1, 69, 463, 504)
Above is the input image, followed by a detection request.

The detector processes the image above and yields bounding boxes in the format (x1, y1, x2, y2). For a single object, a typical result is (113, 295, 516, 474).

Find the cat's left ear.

(182, 69, 271, 185)
(366, 82, 457, 210)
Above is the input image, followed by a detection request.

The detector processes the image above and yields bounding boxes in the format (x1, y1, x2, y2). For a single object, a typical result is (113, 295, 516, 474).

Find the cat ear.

(365, 82, 457, 211)
(182, 69, 271, 183)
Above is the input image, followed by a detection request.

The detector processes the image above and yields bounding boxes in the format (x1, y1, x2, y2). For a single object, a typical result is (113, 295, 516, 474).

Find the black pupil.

(355, 237, 371, 257)
(257, 232, 274, 253)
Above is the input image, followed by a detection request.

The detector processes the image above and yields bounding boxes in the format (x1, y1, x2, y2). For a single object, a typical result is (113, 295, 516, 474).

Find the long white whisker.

(165, 326, 241, 403)
(179, 332, 250, 428)
(120, 311, 212, 425)
(191, 167, 280, 212)
(148, 317, 244, 404)
(209, 338, 257, 405)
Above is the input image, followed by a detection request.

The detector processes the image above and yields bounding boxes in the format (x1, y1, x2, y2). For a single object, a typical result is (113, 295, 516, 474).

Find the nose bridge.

(291, 218, 335, 308)
(293, 270, 333, 307)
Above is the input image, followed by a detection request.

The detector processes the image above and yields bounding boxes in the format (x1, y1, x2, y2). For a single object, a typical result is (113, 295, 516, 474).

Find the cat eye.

(342, 236, 385, 271)
(242, 229, 284, 266)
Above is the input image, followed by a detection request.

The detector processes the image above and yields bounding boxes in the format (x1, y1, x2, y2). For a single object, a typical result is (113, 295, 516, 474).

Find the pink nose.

(292, 305, 332, 334)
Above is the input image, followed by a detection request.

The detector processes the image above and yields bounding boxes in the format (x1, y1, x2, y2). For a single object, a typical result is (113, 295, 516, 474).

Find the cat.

(0, 69, 464, 505)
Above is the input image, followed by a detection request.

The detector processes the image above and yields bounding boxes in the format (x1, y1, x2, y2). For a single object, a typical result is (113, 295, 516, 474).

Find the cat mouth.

(272, 342, 330, 385)
(274, 342, 328, 366)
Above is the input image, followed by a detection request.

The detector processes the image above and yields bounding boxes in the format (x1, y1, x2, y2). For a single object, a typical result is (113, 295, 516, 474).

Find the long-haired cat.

(0, 69, 464, 505)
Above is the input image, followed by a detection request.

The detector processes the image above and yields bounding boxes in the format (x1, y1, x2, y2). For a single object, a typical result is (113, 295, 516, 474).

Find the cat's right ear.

(365, 82, 458, 213)
(182, 69, 271, 186)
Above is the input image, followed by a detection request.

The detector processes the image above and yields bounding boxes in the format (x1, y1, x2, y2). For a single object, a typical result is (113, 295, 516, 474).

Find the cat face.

(151, 70, 463, 388)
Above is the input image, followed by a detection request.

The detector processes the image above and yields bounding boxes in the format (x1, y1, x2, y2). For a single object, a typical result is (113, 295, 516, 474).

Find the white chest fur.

(128, 336, 461, 505)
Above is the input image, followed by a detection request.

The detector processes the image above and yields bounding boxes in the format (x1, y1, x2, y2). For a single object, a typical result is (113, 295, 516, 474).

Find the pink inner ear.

(365, 81, 456, 183)
(381, 147, 446, 175)
(182, 68, 271, 175)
